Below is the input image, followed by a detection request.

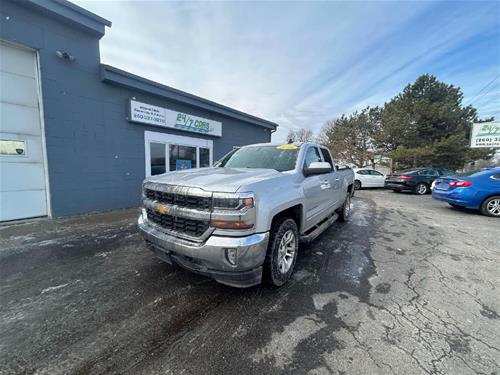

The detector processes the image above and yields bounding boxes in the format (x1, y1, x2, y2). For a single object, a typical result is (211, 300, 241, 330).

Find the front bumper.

(138, 214, 269, 288)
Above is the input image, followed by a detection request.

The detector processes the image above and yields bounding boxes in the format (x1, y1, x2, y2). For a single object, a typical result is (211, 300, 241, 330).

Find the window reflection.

(150, 143, 166, 175)
(170, 145, 197, 171)
(200, 147, 210, 168)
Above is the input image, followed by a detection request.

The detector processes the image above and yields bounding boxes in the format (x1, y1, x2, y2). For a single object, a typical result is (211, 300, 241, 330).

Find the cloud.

(76, 0, 500, 141)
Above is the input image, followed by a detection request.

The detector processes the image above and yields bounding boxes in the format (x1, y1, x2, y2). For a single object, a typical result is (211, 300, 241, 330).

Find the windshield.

(218, 145, 299, 172)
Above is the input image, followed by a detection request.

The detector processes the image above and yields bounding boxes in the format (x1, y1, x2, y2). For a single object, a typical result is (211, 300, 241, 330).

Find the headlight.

(212, 192, 254, 210)
(211, 192, 255, 230)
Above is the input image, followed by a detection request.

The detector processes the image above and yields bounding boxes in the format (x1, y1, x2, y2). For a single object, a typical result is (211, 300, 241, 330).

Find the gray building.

(0, 0, 278, 221)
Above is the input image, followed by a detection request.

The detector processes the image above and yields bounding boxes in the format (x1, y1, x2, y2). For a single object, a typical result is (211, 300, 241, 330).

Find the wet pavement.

(1, 190, 499, 375)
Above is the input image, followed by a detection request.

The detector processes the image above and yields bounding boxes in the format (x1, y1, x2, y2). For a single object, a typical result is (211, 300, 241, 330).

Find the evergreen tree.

(375, 74, 493, 169)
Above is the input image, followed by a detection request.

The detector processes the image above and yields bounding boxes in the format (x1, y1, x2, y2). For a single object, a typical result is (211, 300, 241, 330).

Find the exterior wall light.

(56, 50, 75, 62)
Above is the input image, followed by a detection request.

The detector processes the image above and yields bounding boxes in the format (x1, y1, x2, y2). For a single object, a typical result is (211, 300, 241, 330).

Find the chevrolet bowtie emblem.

(156, 204, 169, 214)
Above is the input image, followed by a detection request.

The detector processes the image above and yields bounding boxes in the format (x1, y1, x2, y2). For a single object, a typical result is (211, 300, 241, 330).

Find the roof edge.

(25, 0, 111, 36)
(100, 64, 278, 130)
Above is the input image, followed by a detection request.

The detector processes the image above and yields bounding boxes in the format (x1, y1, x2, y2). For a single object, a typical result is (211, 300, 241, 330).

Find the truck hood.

(146, 167, 284, 192)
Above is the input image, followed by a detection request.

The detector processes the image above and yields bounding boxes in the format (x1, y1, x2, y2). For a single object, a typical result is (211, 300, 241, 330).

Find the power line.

(478, 109, 500, 120)
(465, 74, 500, 105)
(478, 93, 500, 107)
(471, 86, 500, 106)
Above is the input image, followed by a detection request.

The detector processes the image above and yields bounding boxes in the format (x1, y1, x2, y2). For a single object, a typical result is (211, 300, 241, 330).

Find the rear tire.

(392, 189, 401, 193)
(337, 192, 351, 222)
(354, 180, 362, 190)
(414, 183, 429, 195)
(481, 196, 500, 217)
(263, 218, 299, 287)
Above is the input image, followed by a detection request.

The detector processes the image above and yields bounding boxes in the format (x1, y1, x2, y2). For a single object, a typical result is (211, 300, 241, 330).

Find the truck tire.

(263, 217, 299, 287)
(337, 192, 351, 222)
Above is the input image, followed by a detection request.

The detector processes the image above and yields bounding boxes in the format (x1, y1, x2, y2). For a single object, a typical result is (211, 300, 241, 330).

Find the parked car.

(432, 167, 500, 217)
(138, 142, 355, 288)
(354, 168, 386, 189)
(385, 167, 455, 195)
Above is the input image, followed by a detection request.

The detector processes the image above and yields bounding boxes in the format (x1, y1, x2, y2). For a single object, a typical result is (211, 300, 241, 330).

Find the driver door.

(320, 147, 341, 208)
(302, 146, 333, 230)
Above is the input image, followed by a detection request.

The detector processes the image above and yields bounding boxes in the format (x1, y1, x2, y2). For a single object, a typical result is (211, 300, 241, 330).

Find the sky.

(76, 0, 500, 141)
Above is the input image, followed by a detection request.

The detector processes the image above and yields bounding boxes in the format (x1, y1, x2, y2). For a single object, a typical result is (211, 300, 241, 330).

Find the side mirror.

(304, 162, 332, 176)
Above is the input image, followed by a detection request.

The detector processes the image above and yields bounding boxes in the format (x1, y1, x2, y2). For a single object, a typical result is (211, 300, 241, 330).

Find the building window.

(150, 142, 166, 175)
(145, 131, 213, 177)
(200, 147, 210, 168)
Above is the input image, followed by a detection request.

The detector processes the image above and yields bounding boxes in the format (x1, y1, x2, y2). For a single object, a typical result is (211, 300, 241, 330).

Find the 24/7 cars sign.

(129, 100, 222, 137)
(470, 121, 500, 148)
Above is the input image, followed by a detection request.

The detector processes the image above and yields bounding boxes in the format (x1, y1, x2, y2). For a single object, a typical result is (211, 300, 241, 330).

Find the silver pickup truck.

(138, 142, 354, 287)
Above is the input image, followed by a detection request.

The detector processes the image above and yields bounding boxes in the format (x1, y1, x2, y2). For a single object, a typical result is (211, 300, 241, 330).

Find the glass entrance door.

(145, 131, 213, 177)
(169, 144, 197, 172)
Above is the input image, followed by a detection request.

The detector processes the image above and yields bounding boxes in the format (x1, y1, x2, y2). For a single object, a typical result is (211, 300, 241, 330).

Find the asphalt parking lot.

(1, 189, 499, 375)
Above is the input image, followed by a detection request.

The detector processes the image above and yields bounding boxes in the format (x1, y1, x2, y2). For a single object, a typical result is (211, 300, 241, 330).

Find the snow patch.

(41, 283, 68, 294)
(37, 239, 61, 246)
(350, 200, 370, 227)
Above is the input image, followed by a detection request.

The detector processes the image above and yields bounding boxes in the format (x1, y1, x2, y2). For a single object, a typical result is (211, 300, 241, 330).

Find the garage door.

(0, 41, 48, 221)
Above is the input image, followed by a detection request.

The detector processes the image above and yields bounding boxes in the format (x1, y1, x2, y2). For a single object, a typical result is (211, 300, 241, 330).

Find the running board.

(300, 212, 339, 244)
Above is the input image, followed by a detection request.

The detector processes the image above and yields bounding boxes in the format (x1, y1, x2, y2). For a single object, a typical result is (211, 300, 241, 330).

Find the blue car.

(432, 167, 500, 217)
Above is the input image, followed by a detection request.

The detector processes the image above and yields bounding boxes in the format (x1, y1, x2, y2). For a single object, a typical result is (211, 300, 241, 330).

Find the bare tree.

(286, 128, 314, 143)
(318, 107, 381, 167)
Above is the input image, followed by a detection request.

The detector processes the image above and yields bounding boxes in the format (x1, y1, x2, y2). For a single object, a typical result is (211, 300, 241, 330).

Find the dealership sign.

(470, 121, 500, 148)
(129, 100, 222, 137)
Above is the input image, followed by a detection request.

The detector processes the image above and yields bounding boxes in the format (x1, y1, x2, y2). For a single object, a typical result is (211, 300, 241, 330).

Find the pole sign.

(470, 121, 500, 148)
(129, 99, 222, 137)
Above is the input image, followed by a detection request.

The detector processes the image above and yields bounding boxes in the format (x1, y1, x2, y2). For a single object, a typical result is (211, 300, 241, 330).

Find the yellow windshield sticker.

(276, 145, 298, 150)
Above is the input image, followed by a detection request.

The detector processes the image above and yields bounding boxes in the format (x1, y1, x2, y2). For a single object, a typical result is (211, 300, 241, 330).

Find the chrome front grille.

(143, 183, 213, 239)
(144, 188, 212, 210)
(145, 208, 209, 238)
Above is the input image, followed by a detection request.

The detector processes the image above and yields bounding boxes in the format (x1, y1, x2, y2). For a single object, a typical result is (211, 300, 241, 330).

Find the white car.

(354, 168, 386, 189)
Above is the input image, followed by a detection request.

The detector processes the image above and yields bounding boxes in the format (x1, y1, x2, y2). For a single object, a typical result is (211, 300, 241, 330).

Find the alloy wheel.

(277, 230, 296, 274)
(486, 199, 500, 216)
(416, 184, 427, 195)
